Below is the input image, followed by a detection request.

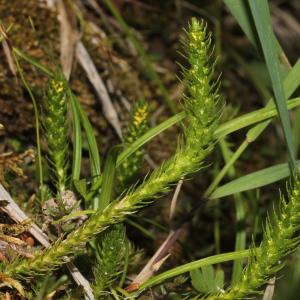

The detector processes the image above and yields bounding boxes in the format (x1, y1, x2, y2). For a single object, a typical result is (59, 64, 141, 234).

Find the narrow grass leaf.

(215, 97, 300, 139)
(71, 91, 101, 177)
(218, 139, 246, 284)
(121, 96, 300, 168)
(249, 0, 295, 171)
(69, 89, 82, 181)
(12, 52, 44, 192)
(223, 0, 258, 47)
(117, 112, 185, 166)
(87, 112, 185, 199)
(13, 47, 53, 76)
(210, 160, 300, 200)
(88, 98, 300, 200)
(206, 59, 300, 197)
(136, 250, 250, 292)
(224, 0, 290, 72)
(97, 146, 120, 212)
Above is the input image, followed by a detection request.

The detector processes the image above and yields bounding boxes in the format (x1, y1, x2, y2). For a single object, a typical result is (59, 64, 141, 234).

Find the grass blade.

(223, 0, 258, 47)
(136, 250, 250, 292)
(117, 112, 185, 166)
(12, 51, 44, 193)
(224, 0, 290, 71)
(71, 92, 101, 178)
(13, 47, 53, 76)
(248, 0, 295, 171)
(210, 160, 300, 200)
(97, 146, 120, 211)
(87, 97, 300, 200)
(218, 139, 246, 284)
(69, 89, 82, 181)
(87, 112, 185, 199)
(215, 97, 300, 139)
(206, 59, 300, 197)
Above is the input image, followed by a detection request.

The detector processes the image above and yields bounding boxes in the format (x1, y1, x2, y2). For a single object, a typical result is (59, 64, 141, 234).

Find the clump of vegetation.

(1, 1, 300, 299)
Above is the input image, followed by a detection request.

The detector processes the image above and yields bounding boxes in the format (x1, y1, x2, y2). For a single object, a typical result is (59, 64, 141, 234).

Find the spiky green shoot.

(92, 224, 128, 298)
(7, 18, 221, 278)
(205, 178, 300, 299)
(43, 72, 69, 194)
(117, 98, 149, 191)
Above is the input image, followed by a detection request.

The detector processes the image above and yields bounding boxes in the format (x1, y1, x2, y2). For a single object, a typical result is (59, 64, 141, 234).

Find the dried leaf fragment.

(0, 149, 35, 185)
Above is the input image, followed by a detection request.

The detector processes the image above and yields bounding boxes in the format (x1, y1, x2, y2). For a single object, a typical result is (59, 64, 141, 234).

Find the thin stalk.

(12, 51, 44, 195)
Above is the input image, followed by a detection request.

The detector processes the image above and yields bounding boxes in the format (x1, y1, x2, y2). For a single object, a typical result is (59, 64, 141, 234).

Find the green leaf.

(12, 50, 44, 196)
(117, 112, 185, 166)
(191, 265, 219, 293)
(215, 268, 225, 290)
(97, 146, 120, 212)
(87, 97, 300, 201)
(191, 268, 208, 293)
(249, 0, 295, 170)
(210, 161, 300, 200)
(13, 47, 53, 76)
(87, 112, 185, 200)
(136, 250, 249, 292)
(205, 59, 300, 198)
(71, 92, 101, 178)
(224, 0, 290, 73)
(73, 178, 88, 200)
(69, 89, 82, 181)
(215, 97, 300, 139)
(223, 0, 258, 48)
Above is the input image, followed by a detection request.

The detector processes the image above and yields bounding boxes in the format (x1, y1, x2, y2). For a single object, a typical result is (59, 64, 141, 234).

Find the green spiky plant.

(92, 224, 128, 298)
(5, 18, 221, 280)
(117, 98, 149, 191)
(3, 5, 300, 299)
(43, 72, 69, 195)
(92, 99, 148, 297)
(203, 178, 300, 299)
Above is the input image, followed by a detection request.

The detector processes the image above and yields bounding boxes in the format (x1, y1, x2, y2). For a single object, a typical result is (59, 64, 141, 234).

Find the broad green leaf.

(191, 268, 207, 292)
